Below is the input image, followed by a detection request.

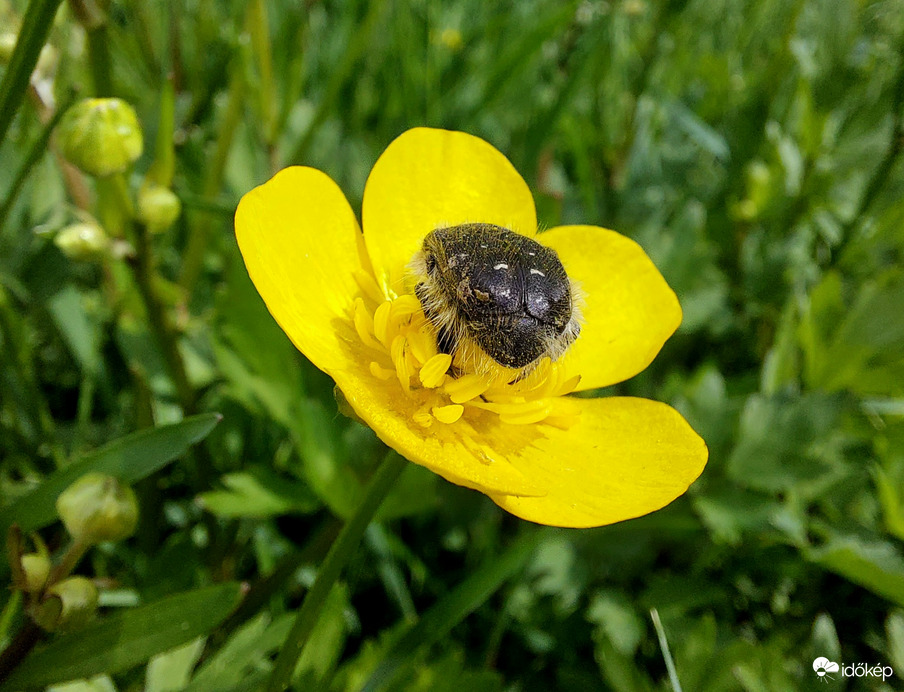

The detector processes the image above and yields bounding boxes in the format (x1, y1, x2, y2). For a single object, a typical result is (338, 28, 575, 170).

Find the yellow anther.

(432, 404, 464, 424)
(390, 335, 411, 391)
(373, 301, 392, 346)
(369, 361, 394, 380)
(413, 411, 434, 427)
(500, 402, 551, 425)
(407, 326, 438, 365)
(554, 374, 581, 396)
(390, 294, 422, 319)
(473, 398, 550, 416)
(444, 373, 491, 404)
(419, 353, 452, 388)
(353, 299, 382, 349)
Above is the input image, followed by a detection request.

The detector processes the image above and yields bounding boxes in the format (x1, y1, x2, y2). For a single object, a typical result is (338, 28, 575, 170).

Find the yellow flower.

(235, 128, 707, 528)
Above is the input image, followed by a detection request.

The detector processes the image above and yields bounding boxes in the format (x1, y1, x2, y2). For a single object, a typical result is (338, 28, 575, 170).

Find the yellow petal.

(488, 397, 708, 528)
(235, 166, 368, 373)
(362, 127, 537, 297)
(331, 370, 546, 498)
(540, 225, 682, 391)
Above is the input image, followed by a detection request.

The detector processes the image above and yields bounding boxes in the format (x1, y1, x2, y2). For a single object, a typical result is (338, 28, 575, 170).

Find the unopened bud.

(20, 553, 51, 594)
(137, 184, 181, 233)
(57, 98, 143, 177)
(56, 472, 139, 545)
(54, 222, 109, 260)
(34, 576, 98, 632)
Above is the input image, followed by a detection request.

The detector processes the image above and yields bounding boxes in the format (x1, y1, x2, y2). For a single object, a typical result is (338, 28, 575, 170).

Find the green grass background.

(1, 0, 904, 689)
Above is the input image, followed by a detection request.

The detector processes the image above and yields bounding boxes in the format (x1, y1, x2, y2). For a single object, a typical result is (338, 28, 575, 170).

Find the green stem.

(130, 219, 196, 414)
(0, 620, 41, 683)
(0, 0, 63, 147)
(178, 68, 245, 292)
(265, 453, 407, 692)
(651, 608, 683, 692)
(67, 0, 111, 96)
(247, 0, 276, 144)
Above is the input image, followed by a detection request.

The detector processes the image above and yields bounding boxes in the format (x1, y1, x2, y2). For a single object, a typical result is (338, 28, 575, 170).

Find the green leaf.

(1, 583, 243, 689)
(807, 536, 904, 607)
(727, 393, 845, 495)
(145, 637, 206, 692)
(0, 413, 220, 538)
(586, 591, 644, 657)
(186, 613, 291, 692)
(197, 467, 319, 519)
(46, 285, 101, 377)
(46, 675, 117, 692)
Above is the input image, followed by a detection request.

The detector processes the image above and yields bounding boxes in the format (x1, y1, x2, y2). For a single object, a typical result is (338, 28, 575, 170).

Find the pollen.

(352, 293, 580, 428)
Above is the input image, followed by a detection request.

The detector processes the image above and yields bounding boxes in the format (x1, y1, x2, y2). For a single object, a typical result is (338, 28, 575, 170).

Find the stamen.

(500, 402, 552, 425)
(407, 325, 437, 365)
(369, 361, 394, 380)
(413, 410, 434, 428)
(444, 373, 491, 404)
(373, 301, 392, 347)
(390, 294, 422, 319)
(554, 374, 581, 397)
(419, 353, 452, 388)
(390, 335, 411, 392)
(432, 404, 464, 424)
(352, 289, 581, 429)
(353, 299, 383, 350)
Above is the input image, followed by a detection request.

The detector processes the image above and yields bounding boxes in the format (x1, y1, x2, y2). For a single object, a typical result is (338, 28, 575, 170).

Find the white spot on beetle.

(530, 269, 546, 276)
(493, 263, 509, 270)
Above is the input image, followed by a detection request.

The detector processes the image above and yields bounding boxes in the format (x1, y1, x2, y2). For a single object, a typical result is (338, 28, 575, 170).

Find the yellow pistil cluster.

(352, 272, 581, 430)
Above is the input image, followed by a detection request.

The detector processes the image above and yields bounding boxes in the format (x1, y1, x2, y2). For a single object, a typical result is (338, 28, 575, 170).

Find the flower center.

(352, 271, 580, 429)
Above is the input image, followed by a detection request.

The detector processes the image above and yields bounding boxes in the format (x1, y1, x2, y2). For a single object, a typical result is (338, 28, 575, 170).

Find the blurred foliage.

(1, 0, 904, 689)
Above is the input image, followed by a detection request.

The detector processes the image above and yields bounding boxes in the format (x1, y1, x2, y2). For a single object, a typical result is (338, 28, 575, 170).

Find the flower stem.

(0, 0, 63, 147)
(130, 217, 196, 414)
(265, 453, 407, 692)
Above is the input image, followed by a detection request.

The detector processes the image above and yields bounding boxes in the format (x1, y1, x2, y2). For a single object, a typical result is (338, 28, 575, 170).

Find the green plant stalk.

(246, 0, 276, 145)
(44, 536, 90, 589)
(651, 608, 683, 692)
(130, 218, 196, 413)
(178, 68, 245, 292)
(0, 620, 41, 683)
(101, 173, 195, 413)
(68, 0, 112, 96)
(0, 536, 89, 683)
(265, 453, 407, 692)
(0, 0, 63, 147)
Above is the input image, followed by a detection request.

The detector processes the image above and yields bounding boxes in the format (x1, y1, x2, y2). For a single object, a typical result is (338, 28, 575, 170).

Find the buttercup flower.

(235, 128, 707, 528)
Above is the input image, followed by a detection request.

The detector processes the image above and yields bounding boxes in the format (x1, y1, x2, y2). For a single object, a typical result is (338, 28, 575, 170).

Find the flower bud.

(54, 222, 109, 261)
(20, 553, 51, 594)
(34, 576, 98, 632)
(56, 472, 139, 545)
(57, 98, 143, 177)
(137, 184, 181, 233)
